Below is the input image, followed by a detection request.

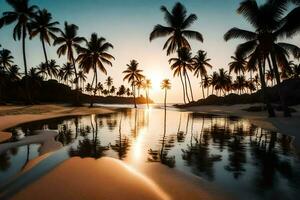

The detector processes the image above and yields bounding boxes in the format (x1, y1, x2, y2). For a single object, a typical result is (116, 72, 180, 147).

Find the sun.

(149, 73, 163, 92)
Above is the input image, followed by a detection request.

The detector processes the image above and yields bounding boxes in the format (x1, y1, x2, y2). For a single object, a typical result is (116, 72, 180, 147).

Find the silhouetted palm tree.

(105, 76, 113, 91)
(192, 50, 212, 99)
(233, 75, 247, 94)
(214, 68, 231, 96)
(0, 0, 38, 76)
(169, 47, 194, 103)
(118, 85, 126, 97)
(0, 49, 14, 71)
(224, 0, 300, 117)
(135, 79, 144, 97)
(150, 2, 203, 55)
(8, 64, 21, 81)
(202, 75, 211, 98)
(60, 62, 74, 85)
(123, 60, 144, 108)
(77, 33, 114, 107)
(161, 79, 171, 109)
(37, 59, 59, 79)
(228, 55, 246, 76)
(54, 22, 86, 90)
(77, 70, 87, 90)
(29, 9, 59, 66)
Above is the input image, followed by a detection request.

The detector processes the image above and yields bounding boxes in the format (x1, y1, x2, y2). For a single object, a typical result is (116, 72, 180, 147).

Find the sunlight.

(132, 127, 147, 162)
(148, 72, 163, 92)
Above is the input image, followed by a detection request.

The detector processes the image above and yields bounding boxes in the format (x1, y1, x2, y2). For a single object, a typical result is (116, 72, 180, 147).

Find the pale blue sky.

(0, 0, 299, 103)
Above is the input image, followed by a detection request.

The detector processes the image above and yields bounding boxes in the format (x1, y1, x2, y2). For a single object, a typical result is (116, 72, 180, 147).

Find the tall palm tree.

(169, 47, 194, 103)
(76, 33, 114, 107)
(143, 79, 152, 108)
(123, 60, 144, 108)
(161, 79, 171, 109)
(150, 2, 203, 55)
(54, 22, 86, 90)
(0, 0, 38, 77)
(192, 50, 212, 99)
(228, 55, 246, 76)
(29, 9, 59, 66)
(224, 0, 300, 117)
(105, 76, 113, 91)
(0, 49, 14, 71)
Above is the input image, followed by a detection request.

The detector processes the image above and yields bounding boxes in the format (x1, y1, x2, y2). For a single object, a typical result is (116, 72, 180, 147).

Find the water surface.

(0, 108, 299, 200)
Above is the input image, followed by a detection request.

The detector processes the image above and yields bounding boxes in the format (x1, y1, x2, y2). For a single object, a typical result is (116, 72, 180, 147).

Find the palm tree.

(77, 70, 87, 90)
(96, 82, 103, 96)
(214, 68, 231, 96)
(202, 75, 211, 98)
(135, 79, 144, 97)
(60, 62, 74, 85)
(76, 33, 114, 107)
(29, 9, 59, 66)
(266, 70, 275, 87)
(161, 79, 171, 109)
(169, 47, 194, 103)
(123, 60, 144, 108)
(118, 85, 126, 97)
(143, 79, 152, 108)
(150, 2, 203, 55)
(224, 0, 300, 117)
(0, 49, 14, 71)
(126, 88, 131, 97)
(228, 55, 246, 76)
(192, 50, 212, 99)
(110, 85, 116, 96)
(8, 64, 21, 81)
(233, 75, 247, 95)
(105, 76, 113, 91)
(54, 22, 86, 90)
(37, 60, 59, 80)
(0, 0, 38, 77)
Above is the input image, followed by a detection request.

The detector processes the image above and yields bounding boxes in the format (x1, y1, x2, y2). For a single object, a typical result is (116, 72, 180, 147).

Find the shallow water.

(0, 107, 299, 199)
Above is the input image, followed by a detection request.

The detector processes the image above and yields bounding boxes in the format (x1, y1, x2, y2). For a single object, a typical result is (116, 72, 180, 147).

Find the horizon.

(0, 0, 299, 103)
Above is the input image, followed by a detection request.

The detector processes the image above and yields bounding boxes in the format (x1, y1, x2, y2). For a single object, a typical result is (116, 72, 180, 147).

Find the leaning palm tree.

(0, 0, 38, 77)
(54, 22, 86, 90)
(123, 60, 144, 108)
(29, 9, 60, 66)
(192, 50, 212, 99)
(149, 2, 203, 55)
(76, 33, 114, 107)
(224, 0, 300, 117)
(0, 49, 14, 71)
(161, 79, 171, 109)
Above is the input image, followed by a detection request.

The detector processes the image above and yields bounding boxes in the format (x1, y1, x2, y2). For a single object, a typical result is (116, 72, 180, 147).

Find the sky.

(0, 0, 299, 103)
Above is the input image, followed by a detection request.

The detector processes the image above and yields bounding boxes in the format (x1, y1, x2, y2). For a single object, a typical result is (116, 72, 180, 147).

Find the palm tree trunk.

(201, 81, 205, 99)
(270, 53, 291, 117)
(71, 51, 80, 105)
(164, 89, 167, 110)
(183, 71, 191, 103)
(133, 81, 137, 108)
(259, 58, 275, 117)
(41, 39, 49, 66)
(22, 25, 31, 104)
(185, 71, 194, 101)
(207, 86, 209, 98)
(179, 72, 186, 104)
(90, 68, 96, 107)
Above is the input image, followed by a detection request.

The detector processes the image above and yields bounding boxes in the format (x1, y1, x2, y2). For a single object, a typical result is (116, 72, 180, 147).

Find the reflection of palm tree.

(69, 115, 108, 158)
(148, 108, 175, 168)
(111, 115, 130, 160)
